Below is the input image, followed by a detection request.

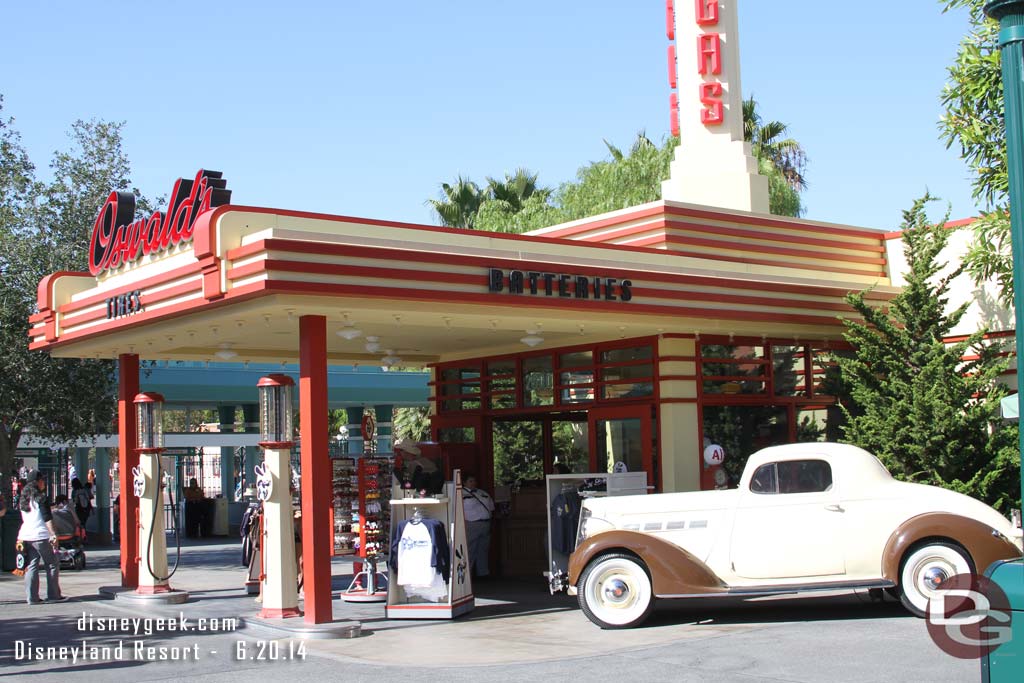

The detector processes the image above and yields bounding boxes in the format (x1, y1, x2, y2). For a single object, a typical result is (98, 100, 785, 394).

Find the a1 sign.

(703, 444, 725, 466)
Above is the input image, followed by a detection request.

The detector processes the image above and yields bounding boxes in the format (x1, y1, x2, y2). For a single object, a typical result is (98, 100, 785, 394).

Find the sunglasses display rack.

(330, 457, 357, 557)
(341, 455, 393, 603)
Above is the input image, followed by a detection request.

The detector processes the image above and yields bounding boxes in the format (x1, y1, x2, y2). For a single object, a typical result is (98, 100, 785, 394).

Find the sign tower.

(661, 0, 769, 213)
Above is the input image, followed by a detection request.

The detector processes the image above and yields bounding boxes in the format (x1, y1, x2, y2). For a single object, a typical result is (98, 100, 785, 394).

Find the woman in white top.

(16, 469, 64, 604)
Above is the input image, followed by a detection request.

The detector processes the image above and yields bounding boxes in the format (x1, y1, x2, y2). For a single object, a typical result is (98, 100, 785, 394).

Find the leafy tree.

(837, 194, 1020, 510)
(743, 97, 807, 191)
(473, 132, 679, 233)
(0, 99, 152, 500)
(427, 176, 487, 229)
(394, 406, 430, 443)
(939, 0, 1014, 301)
(743, 97, 806, 217)
(476, 168, 559, 234)
(485, 168, 551, 214)
(439, 98, 809, 234)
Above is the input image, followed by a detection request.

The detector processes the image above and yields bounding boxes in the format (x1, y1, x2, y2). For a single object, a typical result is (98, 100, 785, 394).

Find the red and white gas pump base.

(114, 392, 189, 605)
(255, 375, 301, 619)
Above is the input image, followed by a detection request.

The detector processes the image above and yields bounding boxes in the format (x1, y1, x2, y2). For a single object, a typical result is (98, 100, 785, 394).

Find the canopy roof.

(30, 191, 898, 365)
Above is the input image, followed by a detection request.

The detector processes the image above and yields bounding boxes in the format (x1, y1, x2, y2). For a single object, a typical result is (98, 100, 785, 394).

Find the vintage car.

(566, 443, 1022, 628)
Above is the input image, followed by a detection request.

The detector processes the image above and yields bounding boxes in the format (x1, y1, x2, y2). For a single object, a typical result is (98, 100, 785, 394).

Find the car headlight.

(575, 506, 591, 547)
(576, 508, 614, 545)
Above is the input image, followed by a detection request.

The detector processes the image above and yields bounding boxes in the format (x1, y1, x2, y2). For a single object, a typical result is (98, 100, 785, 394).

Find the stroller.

(52, 507, 87, 570)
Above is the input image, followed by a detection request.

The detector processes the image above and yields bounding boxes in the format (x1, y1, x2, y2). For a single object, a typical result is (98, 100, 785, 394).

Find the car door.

(729, 458, 846, 580)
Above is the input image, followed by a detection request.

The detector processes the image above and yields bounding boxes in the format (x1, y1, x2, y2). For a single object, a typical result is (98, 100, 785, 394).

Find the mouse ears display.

(254, 463, 273, 502)
(132, 465, 146, 498)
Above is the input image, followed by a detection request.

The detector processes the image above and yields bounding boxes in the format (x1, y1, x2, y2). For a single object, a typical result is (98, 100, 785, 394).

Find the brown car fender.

(881, 512, 1021, 582)
(568, 529, 728, 597)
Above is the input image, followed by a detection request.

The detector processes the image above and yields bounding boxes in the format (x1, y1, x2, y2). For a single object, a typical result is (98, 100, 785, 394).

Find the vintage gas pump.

(132, 392, 186, 600)
(256, 374, 301, 619)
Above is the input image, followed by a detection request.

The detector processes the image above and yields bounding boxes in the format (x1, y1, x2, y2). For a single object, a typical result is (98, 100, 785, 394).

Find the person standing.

(16, 469, 64, 604)
(461, 474, 495, 580)
(72, 478, 93, 539)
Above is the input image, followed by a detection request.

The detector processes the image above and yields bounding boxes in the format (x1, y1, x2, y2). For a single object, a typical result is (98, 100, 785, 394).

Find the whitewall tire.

(898, 542, 974, 618)
(578, 553, 655, 629)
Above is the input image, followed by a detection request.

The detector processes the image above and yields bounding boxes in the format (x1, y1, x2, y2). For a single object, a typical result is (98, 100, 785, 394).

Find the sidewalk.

(0, 539, 974, 682)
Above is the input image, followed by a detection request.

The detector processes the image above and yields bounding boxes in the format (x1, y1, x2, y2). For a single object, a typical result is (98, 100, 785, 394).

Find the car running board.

(656, 579, 896, 599)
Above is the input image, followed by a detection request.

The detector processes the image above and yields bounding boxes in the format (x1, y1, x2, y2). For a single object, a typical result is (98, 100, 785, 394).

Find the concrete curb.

(245, 616, 362, 640)
(99, 585, 190, 604)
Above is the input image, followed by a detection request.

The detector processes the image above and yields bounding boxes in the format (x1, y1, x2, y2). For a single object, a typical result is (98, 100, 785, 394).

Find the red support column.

(299, 315, 333, 624)
(118, 353, 140, 589)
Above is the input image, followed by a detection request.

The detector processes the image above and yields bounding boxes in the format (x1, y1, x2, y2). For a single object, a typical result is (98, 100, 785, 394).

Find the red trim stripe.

(565, 218, 887, 257)
(230, 257, 860, 315)
(62, 280, 203, 327)
(662, 235, 887, 277)
(943, 330, 1015, 344)
(257, 279, 850, 327)
(231, 238, 896, 302)
(537, 201, 887, 241)
(58, 262, 203, 314)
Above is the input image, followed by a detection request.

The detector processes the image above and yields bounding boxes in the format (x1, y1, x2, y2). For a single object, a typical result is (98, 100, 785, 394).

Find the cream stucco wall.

(657, 337, 701, 492)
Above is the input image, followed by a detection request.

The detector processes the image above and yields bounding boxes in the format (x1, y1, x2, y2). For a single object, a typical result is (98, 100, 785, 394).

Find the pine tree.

(837, 194, 1020, 510)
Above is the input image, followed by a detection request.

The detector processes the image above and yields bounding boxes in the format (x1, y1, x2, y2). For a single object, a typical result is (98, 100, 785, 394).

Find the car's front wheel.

(577, 553, 655, 629)
(898, 541, 974, 617)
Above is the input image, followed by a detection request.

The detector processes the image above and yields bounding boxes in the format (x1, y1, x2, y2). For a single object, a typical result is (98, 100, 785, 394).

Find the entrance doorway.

(588, 405, 654, 485)
(490, 413, 587, 577)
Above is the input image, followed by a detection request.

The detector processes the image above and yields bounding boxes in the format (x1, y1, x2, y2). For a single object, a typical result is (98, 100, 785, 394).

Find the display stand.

(330, 457, 357, 556)
(341, 456, 393, 603)
(385, 470, 474, 619)
(545, 472, 648, 593)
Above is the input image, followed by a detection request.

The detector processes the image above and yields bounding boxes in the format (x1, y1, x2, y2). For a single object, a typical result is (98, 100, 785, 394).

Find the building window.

(599, 344, 654, 400)
(487, 359, 518, 410)
(438, 364, 482, 412)
(701, 344, 768, 395)
(523, 355, 554, 406)
(558, 350, 594, 404)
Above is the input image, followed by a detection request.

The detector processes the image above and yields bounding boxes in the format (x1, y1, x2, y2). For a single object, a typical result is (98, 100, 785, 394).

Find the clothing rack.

(385, 470, 474, 620)
(544, 472, 649, 593)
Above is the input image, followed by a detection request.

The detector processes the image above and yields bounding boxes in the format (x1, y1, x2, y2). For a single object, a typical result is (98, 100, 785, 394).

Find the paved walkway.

(0, 539, 976, 682)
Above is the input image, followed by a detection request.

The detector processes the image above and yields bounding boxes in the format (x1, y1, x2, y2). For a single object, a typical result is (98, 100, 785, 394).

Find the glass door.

(588, 405, 653, 485)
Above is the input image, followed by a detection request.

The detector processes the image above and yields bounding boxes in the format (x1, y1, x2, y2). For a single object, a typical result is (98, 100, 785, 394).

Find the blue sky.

(0, 1, 977, 231)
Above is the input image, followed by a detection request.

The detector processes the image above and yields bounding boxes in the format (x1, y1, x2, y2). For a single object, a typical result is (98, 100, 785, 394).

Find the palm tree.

(427, 176, 486, 229)
(743, 97, 807, 191)
(485, 168, 551, 213)
(603, 131, 656, 162)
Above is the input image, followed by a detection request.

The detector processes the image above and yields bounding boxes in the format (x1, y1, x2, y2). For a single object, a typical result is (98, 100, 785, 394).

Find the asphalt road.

(0, 540, 977, 682)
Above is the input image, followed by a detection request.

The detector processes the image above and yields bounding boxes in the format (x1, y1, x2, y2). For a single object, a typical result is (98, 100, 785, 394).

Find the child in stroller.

(52, 495, 87, 570)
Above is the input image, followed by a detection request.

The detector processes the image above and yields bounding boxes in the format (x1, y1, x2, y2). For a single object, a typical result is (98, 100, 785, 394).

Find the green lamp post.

(982, 3, 1024, 680)
(986, 0, 1024, 519)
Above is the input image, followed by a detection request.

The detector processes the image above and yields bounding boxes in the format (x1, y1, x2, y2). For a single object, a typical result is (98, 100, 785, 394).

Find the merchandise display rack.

(544, 471, 649, 593)
(341, 456, 393, 603)
(330, 456, 357, 556)
(385, 470, 474, 619)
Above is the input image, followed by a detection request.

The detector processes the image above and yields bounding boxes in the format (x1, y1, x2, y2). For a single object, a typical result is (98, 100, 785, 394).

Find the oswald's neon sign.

(88, 169, 231, 276)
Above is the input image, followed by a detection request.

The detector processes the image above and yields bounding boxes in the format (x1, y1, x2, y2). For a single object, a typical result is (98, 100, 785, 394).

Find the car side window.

(777, 460, 833, 494)
(749, 463, 778, 494)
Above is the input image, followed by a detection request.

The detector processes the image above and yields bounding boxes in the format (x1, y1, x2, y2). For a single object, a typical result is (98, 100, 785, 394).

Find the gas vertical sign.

(695, 0, 724, 126)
